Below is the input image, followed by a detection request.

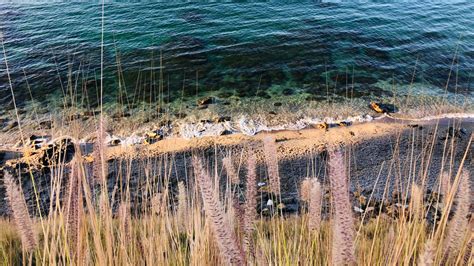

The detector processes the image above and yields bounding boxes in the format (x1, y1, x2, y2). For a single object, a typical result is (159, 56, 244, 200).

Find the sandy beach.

(1, 115, 471, 216)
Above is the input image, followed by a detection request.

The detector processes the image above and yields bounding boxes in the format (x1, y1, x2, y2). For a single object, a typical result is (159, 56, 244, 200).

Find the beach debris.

(316, 122, 328, 130)
(6, 137, 76, 171)
(144, 131, 163, 145)
(110, 139, 122, 146)
(338, 121, 352, 127)
(28, 135, 51, 150)
(369, 102, 398, 114)
(106, 135, 122, 146)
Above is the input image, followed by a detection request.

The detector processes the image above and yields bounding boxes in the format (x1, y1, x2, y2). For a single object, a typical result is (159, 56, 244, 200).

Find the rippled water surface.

(1, 1, 473, 106)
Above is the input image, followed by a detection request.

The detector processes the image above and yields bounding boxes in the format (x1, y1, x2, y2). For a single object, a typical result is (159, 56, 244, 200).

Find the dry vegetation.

(0, 128, 472, 265)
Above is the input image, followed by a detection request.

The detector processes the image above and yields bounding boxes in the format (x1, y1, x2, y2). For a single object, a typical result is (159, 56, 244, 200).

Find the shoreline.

(1, 111, 473, 160)
(1, 115, 472, 217)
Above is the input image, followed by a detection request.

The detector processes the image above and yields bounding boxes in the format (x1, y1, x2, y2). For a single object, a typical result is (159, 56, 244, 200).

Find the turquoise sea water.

(0, 1, 473, 108)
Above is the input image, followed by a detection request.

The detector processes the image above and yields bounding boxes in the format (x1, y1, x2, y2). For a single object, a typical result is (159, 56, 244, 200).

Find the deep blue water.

(1, 1, 473, 107)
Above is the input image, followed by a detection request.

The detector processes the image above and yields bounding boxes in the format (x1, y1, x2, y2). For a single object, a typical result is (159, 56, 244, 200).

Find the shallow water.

(0, 1, 473, 108)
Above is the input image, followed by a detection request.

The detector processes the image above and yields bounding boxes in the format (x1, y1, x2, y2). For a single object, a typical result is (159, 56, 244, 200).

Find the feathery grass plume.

(177, 181, 187, 232)
(151, 193, 163, 216)
(328, 147, 355, 265)
(223, 156, 240, 185)
(65, 159, 82, 258)
(308, 178, 323, 231)
(299, 177, 312, 203)
(192, 156, 246, 265)
(262, 136, 280, 195)
(93, 117, 108, 183)
(443, 170, 470, 259)
(409, 183, 424, 219)
(3, 171, 37, 251)
(418, 239, 436, 266)
(243, 149, 257, 258)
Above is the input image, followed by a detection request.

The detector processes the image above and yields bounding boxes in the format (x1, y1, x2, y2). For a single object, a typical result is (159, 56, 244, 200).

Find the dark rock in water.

(222, 101, 231, 106)
(274, 102, 283, 107)
(282, 88, 294, 96)
(197, 96, 215, 106)
(256, 91, 271, 99)
(269, 111, 277, 115)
